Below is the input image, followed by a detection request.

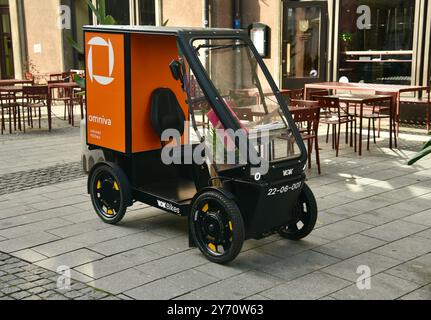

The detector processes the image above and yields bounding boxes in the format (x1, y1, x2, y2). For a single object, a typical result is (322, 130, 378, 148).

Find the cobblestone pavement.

(0, 118, 430, 300)
(0, 162, 84, 196)
(0, 252, 119, 300)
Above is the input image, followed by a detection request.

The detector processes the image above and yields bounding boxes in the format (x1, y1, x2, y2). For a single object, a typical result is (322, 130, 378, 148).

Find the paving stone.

(322, 252, 401, 282)
(313, 234, 387, 259)
(11, 249, 47, 263)
(371, 236, 431, 261)
(29, 286, 48, 295)
(88, 232, 167, 256)
(385, 253, 431, 285)
(255, 235, 329, 259)
(400, 284, 431, 300)
(63, 290, 85, 299)
(330, 273, 420, 300)
(1, 286, 21, 295)
(166, 270, 218, 292)
(186, 271, 282, 300)
(75, 247, 161, 279)
(0, 218, 72, 239)
(35, 249, 104, 272)
(361, 220, 428, 242)
(403, 210, 431, 226)
(312, 219, 373, 241)
(0, 232, 60, 253)
(260, 250, 339, 281)
(261, 272, 351, 300)
(32, 239, 85, 258)
(88, 268, 158, 295)
(135, 251, 208, 279)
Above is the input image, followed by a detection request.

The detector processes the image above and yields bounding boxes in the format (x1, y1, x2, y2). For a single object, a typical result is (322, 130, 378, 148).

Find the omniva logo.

(88, 115, 112, 126)
(87, 36, 115, 86)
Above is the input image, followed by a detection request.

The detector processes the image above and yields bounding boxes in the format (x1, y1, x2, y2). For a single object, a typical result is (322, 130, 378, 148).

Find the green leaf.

(102, 15, 116, 25)
(66, 36, 84, 55)
(73, 74, 86, 90)
(98, 0, 106, 18)
(408, 145, 431, 165)
(421, 138, 431, 151)
(86, 0, 102, 23)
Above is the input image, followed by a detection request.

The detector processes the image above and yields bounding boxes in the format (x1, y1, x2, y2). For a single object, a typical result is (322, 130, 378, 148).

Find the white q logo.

(87, 37, 115, 86)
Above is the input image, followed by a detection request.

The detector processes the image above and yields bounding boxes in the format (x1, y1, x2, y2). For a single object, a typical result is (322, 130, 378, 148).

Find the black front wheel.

(278, 184, 318, 240)
(89, 163, 131, 225)
(190, 191, 245, 264)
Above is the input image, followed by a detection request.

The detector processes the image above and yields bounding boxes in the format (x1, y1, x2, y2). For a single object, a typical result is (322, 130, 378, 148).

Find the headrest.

(150, 88, 185, 139)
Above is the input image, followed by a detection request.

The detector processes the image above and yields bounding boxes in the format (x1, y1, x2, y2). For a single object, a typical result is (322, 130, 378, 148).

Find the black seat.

(150, 88, 185, 138)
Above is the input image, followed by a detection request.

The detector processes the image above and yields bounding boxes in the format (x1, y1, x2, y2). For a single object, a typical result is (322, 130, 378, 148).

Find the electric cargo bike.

(84, 25, 318, 264)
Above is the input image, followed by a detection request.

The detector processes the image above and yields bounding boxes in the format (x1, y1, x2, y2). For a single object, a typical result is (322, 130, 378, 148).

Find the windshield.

(184, 38, 302, 170)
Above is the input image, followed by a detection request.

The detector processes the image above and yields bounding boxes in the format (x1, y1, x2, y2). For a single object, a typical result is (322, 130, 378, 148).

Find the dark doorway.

(0, 5, 14, 79)
(282, 1, 328, 89)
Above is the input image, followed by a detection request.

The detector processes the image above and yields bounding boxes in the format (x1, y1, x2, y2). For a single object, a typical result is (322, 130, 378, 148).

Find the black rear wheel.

(190, 191, 244, 264)
(278, 184, 318, 240)
(89, 163, 130, 225)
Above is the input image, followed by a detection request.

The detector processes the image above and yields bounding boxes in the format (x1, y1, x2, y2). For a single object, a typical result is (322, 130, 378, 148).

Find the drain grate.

(0, 162, 86, 196)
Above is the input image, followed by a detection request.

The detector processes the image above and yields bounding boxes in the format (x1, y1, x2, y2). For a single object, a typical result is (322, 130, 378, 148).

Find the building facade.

(1, 0, 430, 90)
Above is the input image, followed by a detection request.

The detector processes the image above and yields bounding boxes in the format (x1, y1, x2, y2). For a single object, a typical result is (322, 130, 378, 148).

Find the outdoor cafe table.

(304, 82, 429, 133)
(0, 79, 33, 86)
(324, 94, 395, 156)
(47, 82, 80, 127)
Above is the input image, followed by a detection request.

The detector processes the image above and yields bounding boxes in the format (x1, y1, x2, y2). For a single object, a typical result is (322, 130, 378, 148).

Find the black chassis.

(85, 26, 309, 240)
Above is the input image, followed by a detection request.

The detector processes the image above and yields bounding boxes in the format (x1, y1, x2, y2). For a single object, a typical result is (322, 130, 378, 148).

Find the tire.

(190, 191, 245, 264)
(278, 183, 318, 240)
(89, 163, 131, 225)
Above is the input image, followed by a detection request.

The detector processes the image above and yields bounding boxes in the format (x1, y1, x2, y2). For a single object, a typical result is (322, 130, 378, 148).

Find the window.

(104, 0, 130, 25)
(185, 38, 301, 169)
(338, 0, 416, 84)
(138, 0, 156, 26)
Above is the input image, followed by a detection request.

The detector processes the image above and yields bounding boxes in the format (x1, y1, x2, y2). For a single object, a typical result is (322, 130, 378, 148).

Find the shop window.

(104, 0, 130, 25)
(138, 0, 156, 26)
(338, 0, 416, 84)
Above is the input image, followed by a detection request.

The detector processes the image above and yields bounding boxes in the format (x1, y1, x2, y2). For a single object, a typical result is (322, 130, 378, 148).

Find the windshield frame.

(176, 30, 307, 164)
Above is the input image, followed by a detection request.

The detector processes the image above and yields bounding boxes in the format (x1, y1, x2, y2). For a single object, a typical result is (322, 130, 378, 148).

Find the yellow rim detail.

(229, 221, 233, 231)
(208, 243, 217, 252)
(106, 209, 114, 215)
(202, 204, 209, 213)
(113, 182, 120, 191)
(97, 181, 101, 190)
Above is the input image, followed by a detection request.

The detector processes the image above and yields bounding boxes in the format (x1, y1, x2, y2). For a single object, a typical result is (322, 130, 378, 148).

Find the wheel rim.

(193, 200, 234, 257)
(281, 197, 311, 235)
(92, 171, 122, 219)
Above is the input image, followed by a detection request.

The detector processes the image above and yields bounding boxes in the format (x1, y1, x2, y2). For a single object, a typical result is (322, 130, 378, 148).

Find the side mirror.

(169, 60, 183, 82)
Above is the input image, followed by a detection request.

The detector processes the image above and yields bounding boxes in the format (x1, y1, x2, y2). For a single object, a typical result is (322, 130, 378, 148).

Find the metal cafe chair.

(290, 103, 322, 174)
(22, 85, 51, 131)
(317, 96, 356, 157)
(400, 84, 431, 133)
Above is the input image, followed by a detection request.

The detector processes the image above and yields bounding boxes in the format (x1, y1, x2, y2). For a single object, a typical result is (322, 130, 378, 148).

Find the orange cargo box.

(85, 30, 189, 154)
